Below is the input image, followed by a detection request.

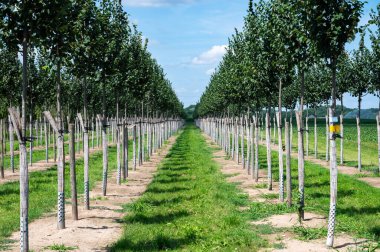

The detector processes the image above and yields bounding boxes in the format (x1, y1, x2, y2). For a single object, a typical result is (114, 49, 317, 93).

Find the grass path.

(111, 125, 265, 251)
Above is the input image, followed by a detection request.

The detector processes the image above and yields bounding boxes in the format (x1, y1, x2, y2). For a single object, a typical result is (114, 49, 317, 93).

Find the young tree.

(349, 33, 372, 172)
(40, 0, 79, 229)
(299, 0, 364, 247)
(336, 52, 351, 164)
(370, 4, 380, 110)
(71, 0, 102, 209)
(0, 1, 44, 249)
(370, 3, 380, 173)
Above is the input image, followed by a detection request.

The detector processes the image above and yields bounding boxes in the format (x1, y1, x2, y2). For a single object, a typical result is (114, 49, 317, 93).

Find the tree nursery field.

(2, 0, 380, 251)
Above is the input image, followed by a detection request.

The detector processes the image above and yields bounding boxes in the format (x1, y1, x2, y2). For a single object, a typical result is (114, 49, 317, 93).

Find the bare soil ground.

(7, 135, 178, 252)
(205, 135, 370, 251)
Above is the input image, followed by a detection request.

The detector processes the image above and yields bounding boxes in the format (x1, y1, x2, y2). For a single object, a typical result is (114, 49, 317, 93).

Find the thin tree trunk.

(285, 121, 292, 207)
(326, 113, 329, 161)
(53, 129, 56, 163)
(297, 70, 306, 221)
(122, 121, 128, 179)
(290, 109, 293, 151)
(306, 106, 309, 157)
(340, 97, 344, 165)
(18, 37, 29, 249)
(0, 121, 4, 179)
(116, 124, 121, 185)
(69, 124, 78, 220)
(377, 112, 380, 174)
(9, 116, 15, 172)
(241, 116, 245, 169)
(314, 106, 318, 158)
(277, 78, 284, 202)
(266, 111, 272, 190)
(83, 126, 89, 210)
(139, 118, 143, 166)
(56, 57, 65, 230)
(254, 114, 259, 182)
(91, 119, 94, 150)
(357, 96, 361, 172)
(249, 117, 253, 176)
(44, 117, 48, 163)
(235, 118, 239, 163)
(18, 35, 29, 248)
(133, 124, 136, 171)
(273, 113, 276, 144)
(35, 120, 38, 147)
(29, 112, 33, 165)
(296, 111, 304, 221)
(101, 80, 108, 196)
(326, 59, 338, 247)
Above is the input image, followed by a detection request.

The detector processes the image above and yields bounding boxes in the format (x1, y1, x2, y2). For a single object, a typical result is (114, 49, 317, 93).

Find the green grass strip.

(111, 125, 266, 251)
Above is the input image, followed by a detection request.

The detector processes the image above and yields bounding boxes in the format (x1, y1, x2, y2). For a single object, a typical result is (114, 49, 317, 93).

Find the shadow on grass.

(154, 176, 190, 184)
(146, 185, 191, 194)
(304, 180, 329, 188)
(0, 239, 16, 251)
(160, 166, 190, 171)
(111, 234, 191, 251)
(310, 189, 355, 200)
(148, 195, 195, 207)
(126, 210, 190, 224)
(338, 206, 380, 216)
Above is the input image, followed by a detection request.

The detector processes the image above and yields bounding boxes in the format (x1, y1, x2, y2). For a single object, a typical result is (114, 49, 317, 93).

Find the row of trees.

(196, 6, 380, 119)
(195, 0, 377, 248)
(1, 1, 184, 251)
(0, 0, 184, 119)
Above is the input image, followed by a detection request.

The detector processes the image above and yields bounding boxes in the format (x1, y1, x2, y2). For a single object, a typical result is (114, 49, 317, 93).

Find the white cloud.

(192, 45, 227, 65)
(206, 68, 215, 75)
(123, 0, 195, 7)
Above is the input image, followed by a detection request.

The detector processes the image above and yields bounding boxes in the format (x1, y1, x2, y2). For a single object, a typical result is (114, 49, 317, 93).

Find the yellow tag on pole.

(329, 125, 340, 133)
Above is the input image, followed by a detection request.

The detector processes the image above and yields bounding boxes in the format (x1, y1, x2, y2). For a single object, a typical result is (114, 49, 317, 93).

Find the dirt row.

(7, 134, 178, 252)
(205, 134, 367, 252)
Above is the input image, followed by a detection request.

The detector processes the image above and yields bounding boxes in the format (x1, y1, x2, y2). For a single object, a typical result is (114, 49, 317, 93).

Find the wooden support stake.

(8, 107, 28, 251)
(78, 113, 90, 210)
(97, 114, 108, 196)
(43, 111, 65, 229)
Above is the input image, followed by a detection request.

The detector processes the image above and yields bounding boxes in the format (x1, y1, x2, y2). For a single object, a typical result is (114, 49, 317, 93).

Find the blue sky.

(122, 0, 380, 109)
